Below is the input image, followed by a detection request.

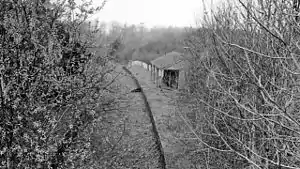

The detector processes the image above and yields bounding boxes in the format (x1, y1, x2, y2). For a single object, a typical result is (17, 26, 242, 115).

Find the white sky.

(90, 0, 221, 28)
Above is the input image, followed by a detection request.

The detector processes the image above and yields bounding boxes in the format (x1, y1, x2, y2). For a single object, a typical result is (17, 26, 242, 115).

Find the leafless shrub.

(180, 0, 300, 168)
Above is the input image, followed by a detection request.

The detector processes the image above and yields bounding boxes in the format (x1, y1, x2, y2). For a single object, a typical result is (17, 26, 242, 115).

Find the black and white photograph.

(1, 0, 300, 168)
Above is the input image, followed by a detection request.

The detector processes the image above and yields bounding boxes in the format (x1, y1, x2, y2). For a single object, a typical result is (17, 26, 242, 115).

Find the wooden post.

(154, 67, 157, 84)
(154, 66, 156, 84)
(152, 66, 154, 81)
(158, 69, 161, 87)
(176, 70, 179, 89)
(161, 69, 164, 87)
(156, 67, 159, 86)
(150, 65, 153, 81)
(169, 71, 172, 88)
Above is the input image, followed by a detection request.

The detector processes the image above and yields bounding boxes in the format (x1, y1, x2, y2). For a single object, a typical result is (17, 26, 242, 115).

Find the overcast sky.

(90, 0, 221, 28)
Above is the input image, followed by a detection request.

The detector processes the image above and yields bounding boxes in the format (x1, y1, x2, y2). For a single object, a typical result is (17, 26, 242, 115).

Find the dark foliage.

(0, 0, 115, 168)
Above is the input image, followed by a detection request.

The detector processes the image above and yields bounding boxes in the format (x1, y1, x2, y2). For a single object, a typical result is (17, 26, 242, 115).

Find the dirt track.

(113, 64, 190, 168)
(127, 65, 190, 168)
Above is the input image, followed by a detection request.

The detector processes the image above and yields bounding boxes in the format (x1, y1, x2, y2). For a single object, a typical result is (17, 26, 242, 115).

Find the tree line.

(95, 22, 188, 64)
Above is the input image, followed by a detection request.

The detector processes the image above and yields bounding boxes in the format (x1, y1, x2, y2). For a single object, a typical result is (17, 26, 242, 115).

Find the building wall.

(150, 61, 189, 90)
(142, 63, 147, 69)
(158, 69, 163, 77)
(132, 61, 151, 69)
(178, 70, 186, 89)
(131, 61, 142, 66)
(158, 69, 164, 87)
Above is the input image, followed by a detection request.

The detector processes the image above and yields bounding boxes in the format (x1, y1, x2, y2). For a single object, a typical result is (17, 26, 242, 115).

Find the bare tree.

(180, 0, 300, 168)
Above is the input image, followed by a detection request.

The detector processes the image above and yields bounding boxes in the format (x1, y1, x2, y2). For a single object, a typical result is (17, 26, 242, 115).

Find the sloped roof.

(151, 51, 183, 69)
(167, 60, 189, 70)
(134, 59, 151, 65)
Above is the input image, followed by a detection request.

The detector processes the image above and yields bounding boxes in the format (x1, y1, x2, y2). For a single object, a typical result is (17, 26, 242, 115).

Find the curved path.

(111, 65, 167, 169)
(127, 65, 189, 168)
(114, 64, 188, 168)
(122, 66, 166, 169)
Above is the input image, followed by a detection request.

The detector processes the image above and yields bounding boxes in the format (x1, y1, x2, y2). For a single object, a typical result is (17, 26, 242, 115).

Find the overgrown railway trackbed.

(118, 65, 166, 169)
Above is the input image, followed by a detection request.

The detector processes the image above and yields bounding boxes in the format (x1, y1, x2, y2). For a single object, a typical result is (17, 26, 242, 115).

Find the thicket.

(0, 0, 126, 168)
(176, 0, 300, 168)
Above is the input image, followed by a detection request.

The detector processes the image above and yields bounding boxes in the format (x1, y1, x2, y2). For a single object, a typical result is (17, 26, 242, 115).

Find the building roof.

(151, 51, 184, 69)
(131, 58, 151, 64)
(167, 60, 189, 70)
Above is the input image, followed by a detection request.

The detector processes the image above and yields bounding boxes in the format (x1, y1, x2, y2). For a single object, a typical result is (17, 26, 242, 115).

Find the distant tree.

(103, 22, 186, 64)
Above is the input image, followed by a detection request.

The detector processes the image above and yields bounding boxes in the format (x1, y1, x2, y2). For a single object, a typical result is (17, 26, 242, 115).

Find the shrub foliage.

(0, 0, 120, 168)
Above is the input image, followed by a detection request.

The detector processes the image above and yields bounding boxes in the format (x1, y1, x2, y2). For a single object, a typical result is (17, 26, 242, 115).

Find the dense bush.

(0, 0, 122, 168)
